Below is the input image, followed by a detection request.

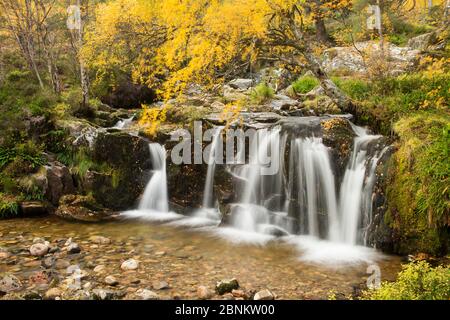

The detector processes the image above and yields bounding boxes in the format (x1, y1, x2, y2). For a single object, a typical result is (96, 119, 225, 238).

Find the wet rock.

(228, 78, 253, 90)
(55, 259, 70, 269)
(0, 274, 22, 293)
(135, 288, 159, 300)
(30, 243, 49, 257)
(152, 280, 169, 290)
(121, 259, 139, 271)
(67, 243, 81, 254)
(92, 288, 116, 300)
(90, 131, 152, 210)
(254, 289, 275, 300)
(94, 265, 106, 273)
(89, 235, 111, 245)
(259, 225, 290, 237)
(216, 278, 239, 295)
(22, 291, 42, 300)
(56, 194, 110, 222)
(42, 257, 55, 269)
(0, 251, 11, 259)
(44, 287, 62, 300)
(231, 289, 248, 299)
(29, 271, 49, 285)
(105, 276, 119, 286)
(197, 286, 214, 300)
(19, 201, 48, 216)
(33, 237, 47, 244)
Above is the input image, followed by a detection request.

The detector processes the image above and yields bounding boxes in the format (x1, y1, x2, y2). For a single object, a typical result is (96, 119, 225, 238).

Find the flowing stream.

(126, 118, 388, 264)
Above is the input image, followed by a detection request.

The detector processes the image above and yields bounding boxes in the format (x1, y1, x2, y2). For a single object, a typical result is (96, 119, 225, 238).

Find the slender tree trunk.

(315, 18, 332, 45)
(76, 0, 89, 110)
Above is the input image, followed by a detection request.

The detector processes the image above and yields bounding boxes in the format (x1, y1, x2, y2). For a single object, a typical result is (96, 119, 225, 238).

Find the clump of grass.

(0, 193, 19, 218)
(292, 76, 319, 94)
(250, 83, 274, 104)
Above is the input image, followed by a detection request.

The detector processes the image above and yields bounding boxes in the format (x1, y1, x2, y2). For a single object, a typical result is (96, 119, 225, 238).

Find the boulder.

(407, 32, 437, 51)
(269, 94, 300, 111)
(89, 131, 152, 210)
(44, 161, 76, 206)
(228, 78, 253, 90)
(55, 118, 99, 149)
(55, 194, 111, 222)
(322, 41, 420, 76)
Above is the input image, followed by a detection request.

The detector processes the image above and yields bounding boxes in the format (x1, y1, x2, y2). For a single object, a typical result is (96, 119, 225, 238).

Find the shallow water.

(0, 215, 403, 299)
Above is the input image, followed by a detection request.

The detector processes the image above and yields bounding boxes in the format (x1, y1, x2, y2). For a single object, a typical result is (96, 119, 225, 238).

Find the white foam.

(285, 235, 382, 267)
(121, 210, 184, 222)
(212, 227, 275, 245)
(167, 216, 220, 228)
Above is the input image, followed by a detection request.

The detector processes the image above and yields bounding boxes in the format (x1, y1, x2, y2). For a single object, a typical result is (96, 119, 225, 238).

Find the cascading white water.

(202, 127, 223, 209)
(228, 122, 385, 247)
(339, 126, 381, 244)
(230, 128, 293, 234)
(293, 138, 339, 241)
(113, 116, 135, 129)
(139, 143, 169, 212)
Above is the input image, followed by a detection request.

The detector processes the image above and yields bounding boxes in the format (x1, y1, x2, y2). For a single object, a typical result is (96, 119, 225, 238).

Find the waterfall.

(113, 115, 135, 129)
(339, 126, 381, 244)
(228, 122, 385, 247)
(202, 127, 223, 209)
(139, 143, 169, 212)
(230, 128, 292, 234)
(293, 138, 339, 241)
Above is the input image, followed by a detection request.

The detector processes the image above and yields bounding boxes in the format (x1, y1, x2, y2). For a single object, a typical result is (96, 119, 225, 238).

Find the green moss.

(292, 76, 319, 94)
(362, 261, 450, 300)
(386, 112, 449, 255)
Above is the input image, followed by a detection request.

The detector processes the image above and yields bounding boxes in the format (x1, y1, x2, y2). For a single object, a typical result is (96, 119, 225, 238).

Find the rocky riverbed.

(0, 216, 404, 300)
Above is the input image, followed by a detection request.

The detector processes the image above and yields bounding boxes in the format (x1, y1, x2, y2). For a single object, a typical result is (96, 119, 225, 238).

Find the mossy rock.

(55, 194, 112, 222)
(90, 131, 152, 210)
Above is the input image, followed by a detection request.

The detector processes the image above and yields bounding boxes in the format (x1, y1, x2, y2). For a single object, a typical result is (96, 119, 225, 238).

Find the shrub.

(362, 261, 450, 300)
(250, 83, 275, 104)
(292, 76, 319, 94)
